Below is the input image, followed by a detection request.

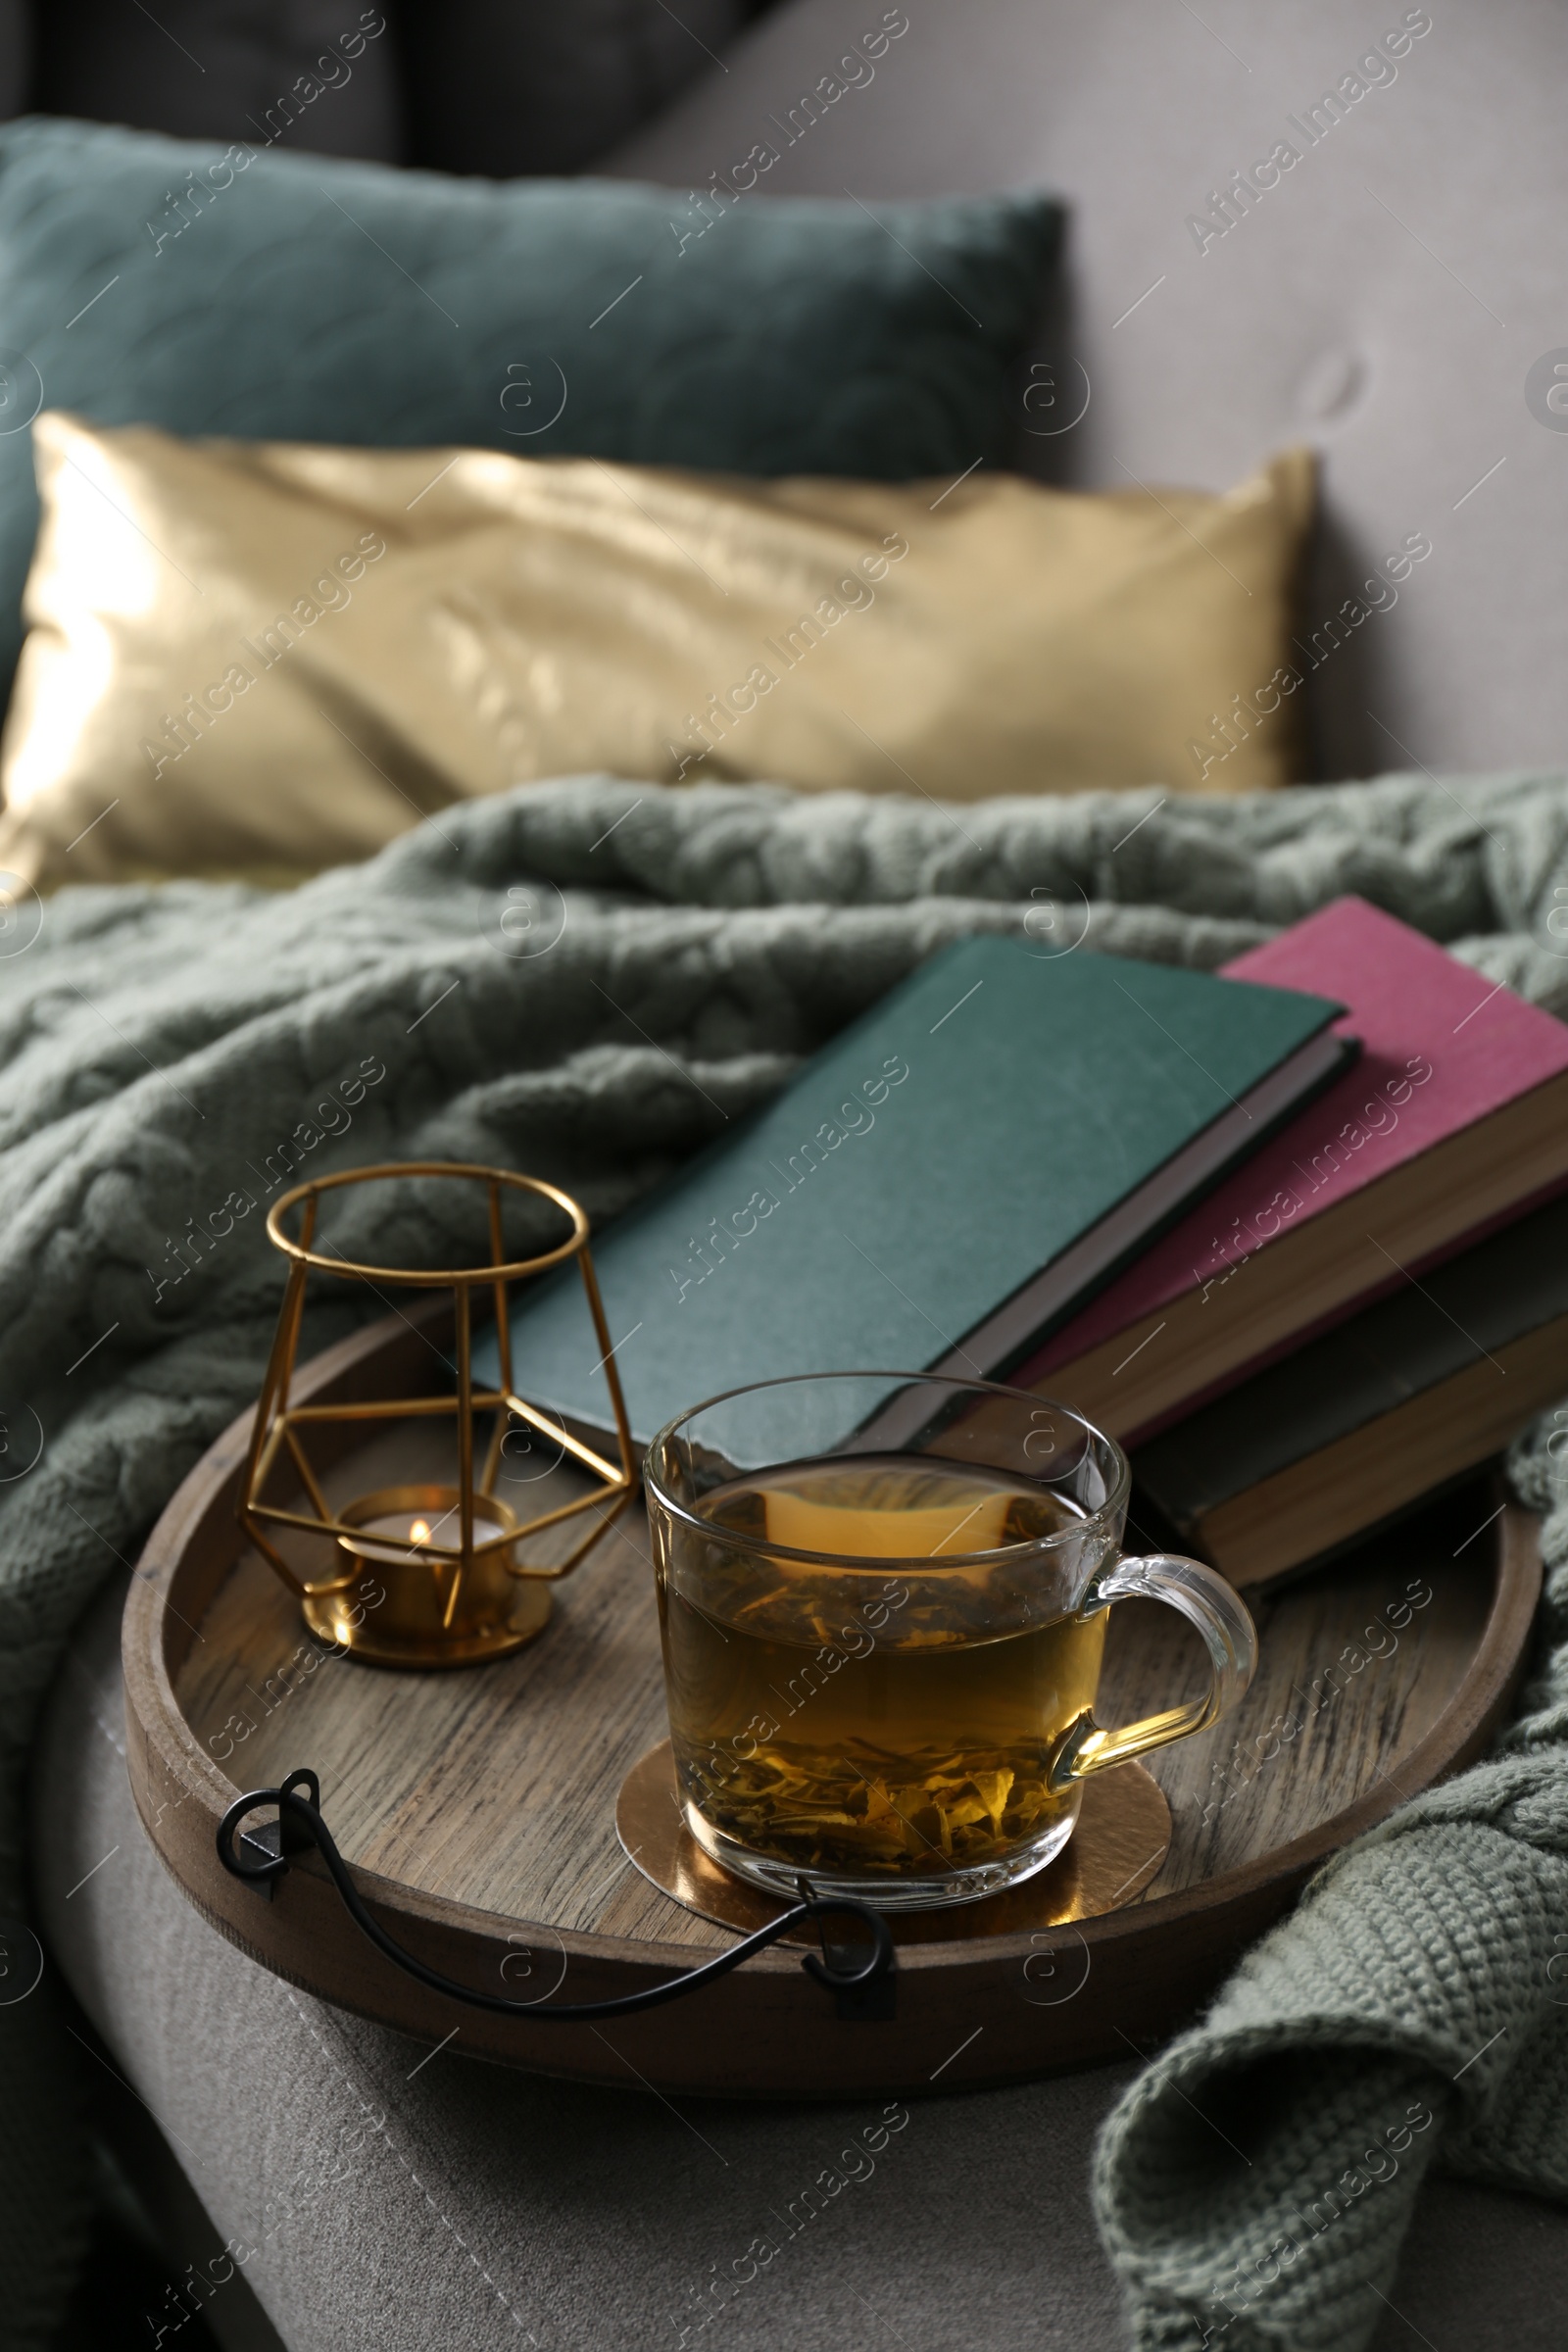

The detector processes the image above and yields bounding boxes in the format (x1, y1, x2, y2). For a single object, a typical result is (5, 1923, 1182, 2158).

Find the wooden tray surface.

(122, 1308, 1542, 2099)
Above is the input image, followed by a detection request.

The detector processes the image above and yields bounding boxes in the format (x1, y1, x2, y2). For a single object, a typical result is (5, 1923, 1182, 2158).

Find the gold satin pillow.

(0, 414, 1313, 887)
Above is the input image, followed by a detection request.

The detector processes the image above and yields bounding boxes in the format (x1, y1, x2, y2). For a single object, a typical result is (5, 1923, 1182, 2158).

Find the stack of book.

(1031, 899, 1568, 1583)
(497, 899, 1568, 1589)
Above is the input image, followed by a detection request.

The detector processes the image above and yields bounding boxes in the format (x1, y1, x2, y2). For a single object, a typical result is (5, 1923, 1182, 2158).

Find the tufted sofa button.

(1297, 348, 1368, 424)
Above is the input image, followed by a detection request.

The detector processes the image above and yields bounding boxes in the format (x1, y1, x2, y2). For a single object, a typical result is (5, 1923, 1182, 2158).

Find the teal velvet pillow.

(0, 117, 1060, 691)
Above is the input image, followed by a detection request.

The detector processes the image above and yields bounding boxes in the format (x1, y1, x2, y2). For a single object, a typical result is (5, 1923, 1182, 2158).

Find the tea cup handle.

(1046, 1552, 1258, 1792)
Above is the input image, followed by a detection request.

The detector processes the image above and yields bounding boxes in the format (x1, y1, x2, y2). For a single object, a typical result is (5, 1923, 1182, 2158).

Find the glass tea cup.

(645, 1373, 1257, 1910)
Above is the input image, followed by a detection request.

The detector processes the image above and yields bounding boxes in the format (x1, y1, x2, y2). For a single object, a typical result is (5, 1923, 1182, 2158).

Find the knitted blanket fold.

(4, 768, 1568, 2351)
(1092, 1419, 1568, 2351)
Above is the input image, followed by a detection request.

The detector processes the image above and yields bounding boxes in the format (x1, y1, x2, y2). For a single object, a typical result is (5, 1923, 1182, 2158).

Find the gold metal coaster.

(614, 1741, 1171, 1945)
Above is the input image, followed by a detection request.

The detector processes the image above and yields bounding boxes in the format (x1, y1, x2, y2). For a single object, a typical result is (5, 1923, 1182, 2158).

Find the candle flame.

(409, 1519, 431, 1545)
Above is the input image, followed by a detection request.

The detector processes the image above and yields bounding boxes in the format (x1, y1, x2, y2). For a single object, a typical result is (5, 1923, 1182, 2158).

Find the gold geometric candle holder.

(239, 1162, 636, 1669)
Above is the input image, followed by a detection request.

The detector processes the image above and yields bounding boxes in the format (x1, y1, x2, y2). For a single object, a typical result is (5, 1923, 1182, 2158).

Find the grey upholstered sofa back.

(616, 0, 1568, 785)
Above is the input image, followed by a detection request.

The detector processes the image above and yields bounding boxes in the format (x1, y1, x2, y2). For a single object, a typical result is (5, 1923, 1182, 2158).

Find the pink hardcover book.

(1019, 896, 1568, 1442)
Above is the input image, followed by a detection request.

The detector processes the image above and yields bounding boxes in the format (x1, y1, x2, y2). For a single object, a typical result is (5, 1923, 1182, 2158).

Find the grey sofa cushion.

(28, 1, 777, 177)
(397, 0, 758, 178)
(34, 2, 402, 161)
(0, 0, 23, 118)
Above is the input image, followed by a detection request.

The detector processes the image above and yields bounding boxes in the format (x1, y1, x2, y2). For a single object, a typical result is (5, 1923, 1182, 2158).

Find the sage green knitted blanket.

(6, 771, 1568, 2352)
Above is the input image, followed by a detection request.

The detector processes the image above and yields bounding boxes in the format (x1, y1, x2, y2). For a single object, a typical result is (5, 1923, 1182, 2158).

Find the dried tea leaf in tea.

(659, 1456, 1107, 1887)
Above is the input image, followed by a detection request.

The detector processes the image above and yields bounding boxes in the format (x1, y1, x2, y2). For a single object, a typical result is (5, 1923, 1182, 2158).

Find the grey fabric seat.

(32, 1573, 1568, 2351)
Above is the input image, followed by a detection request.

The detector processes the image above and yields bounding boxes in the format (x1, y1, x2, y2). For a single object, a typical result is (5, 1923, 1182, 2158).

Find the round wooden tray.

(122, 1308, 1542, 2100)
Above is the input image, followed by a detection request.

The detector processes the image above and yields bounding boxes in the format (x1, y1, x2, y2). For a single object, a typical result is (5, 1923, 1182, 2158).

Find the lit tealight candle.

(343, 1499, 510, 1566)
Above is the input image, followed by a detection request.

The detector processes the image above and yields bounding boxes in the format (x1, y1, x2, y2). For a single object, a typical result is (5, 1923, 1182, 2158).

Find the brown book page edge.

(1201, 1313, 1568, 1585)
(1037, 1067, 1568, 1440)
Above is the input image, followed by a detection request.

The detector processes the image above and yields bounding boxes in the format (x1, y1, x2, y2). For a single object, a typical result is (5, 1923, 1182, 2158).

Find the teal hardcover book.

(481, 936, 1349, 1443)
